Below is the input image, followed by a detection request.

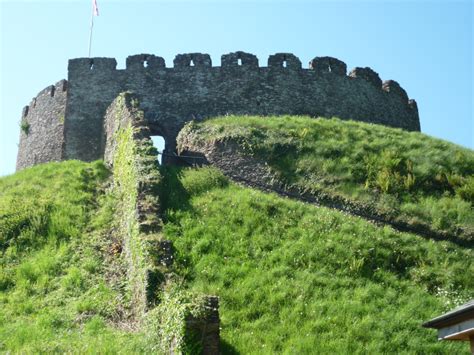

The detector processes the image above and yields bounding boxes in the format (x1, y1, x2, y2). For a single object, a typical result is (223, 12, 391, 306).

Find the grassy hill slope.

(179, 116, 474, 241)
(160, 167, 473, 354)
(0, 161, 146, 352)
(1, 115, 473, 353)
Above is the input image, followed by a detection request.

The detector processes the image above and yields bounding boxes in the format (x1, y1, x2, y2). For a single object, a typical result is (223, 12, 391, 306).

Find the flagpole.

(88, 3, 94, 58)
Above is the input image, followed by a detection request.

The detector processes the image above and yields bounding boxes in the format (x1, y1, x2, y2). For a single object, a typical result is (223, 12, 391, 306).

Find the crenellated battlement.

(349, 67, 382, 88)
(126, 54, 165, 70)
(68, 57, 117, 72)
(21, 80, 68, 119)
(268, 53, 301, 69)
(65, 52, 414, 104)
(309, 56, 346, 75)
(17, 52, 420, 170)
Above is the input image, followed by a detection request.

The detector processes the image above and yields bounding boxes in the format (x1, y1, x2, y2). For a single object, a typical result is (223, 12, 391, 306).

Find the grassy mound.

(180, 116, 474, 239)
(0, 161, 146, 352)
(160, 167, 473, 354)
(2, 113, 473, 353)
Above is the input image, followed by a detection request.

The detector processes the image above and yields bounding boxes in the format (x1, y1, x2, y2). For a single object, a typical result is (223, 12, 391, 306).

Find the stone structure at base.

(16, 52, 420, 170)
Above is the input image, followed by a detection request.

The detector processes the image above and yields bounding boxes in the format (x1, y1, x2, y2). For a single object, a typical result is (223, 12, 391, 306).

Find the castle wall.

(103, 93, 221, 351)
(102, 92, 163, 318)
(16, 80, 67, 170)
(64, 52, 420, 163)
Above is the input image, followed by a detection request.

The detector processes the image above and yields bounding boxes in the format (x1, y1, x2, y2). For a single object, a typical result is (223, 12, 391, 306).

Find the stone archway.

(146, 121, 181, 166)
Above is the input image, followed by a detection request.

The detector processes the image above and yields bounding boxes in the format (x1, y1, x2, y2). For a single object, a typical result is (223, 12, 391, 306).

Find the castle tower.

(16, 52, 419, 171)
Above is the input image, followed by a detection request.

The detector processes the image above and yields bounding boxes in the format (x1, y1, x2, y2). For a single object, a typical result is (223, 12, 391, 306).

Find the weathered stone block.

(174, 53, 212, 68)
(221, 51, 258, 67)
(348, 67, 382, 88)
(268, 53, 302, 70)
(126, 54, 166, 70)
(310, 56, 347, 75)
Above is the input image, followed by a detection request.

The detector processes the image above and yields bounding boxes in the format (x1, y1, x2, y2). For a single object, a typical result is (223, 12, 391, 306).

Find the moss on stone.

(108, 93, 164, 319)
(106, 92, 218, 351)
(20, 119, 30, 135)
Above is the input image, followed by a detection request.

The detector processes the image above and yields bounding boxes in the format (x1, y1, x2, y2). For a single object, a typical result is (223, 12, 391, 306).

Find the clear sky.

(0, 0, 472, 176)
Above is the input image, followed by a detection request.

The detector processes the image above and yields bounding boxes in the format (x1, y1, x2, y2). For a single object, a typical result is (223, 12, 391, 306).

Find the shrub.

(455, 175, 474, 202)
(20, 120, 30, 135)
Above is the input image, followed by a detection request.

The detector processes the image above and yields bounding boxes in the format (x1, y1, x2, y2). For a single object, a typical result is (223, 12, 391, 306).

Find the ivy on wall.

(106, 92, 219, 353)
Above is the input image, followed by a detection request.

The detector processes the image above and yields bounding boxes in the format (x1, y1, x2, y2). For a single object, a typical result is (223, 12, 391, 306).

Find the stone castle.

(12, 52, 422, 352)
(16, 52, 420, 170)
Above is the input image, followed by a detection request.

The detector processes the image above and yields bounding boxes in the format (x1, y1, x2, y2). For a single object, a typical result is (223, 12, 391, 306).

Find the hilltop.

(1, 114, 473, 352)
(178, 116, 474, 245)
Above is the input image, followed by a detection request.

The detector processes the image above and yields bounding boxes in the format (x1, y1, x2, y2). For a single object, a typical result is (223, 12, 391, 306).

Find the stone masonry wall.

(103, 92, 220, 352)
(64, 52, 420, 163)
(16, 80, 67, 170)
(16, 52, 420, 170)
(103, 92, 163, 318)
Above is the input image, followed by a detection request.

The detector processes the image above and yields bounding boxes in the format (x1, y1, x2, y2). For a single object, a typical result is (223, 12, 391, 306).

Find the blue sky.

(1, 0, 472, 176)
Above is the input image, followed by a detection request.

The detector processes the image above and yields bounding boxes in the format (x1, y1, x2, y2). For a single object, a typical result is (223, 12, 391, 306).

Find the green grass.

(0, 161, 146, 352)
(180, 116, 474, 238)
(2, 115, 473, 353)
(161, 166, 473, 354)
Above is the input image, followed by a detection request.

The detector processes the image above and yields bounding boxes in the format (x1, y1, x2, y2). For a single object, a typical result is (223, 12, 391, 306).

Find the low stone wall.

(103, 92, 164, 317)
(104, 92, 220, 353)
(146, 288, 220, 354)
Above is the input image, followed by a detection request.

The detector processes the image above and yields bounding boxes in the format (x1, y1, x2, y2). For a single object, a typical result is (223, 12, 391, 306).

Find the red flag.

(92, 0, 99, 16)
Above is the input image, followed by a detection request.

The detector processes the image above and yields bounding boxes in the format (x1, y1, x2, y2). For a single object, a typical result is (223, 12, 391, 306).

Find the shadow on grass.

(221, 339, 240, 355)
(158, 166, 193, 219)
